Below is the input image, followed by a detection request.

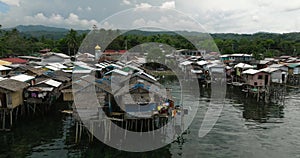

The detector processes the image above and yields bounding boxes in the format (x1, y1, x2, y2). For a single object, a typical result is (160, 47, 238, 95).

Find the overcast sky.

(0, 0, 300, 33)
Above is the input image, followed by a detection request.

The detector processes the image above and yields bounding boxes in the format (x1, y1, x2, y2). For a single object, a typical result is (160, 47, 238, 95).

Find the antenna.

(92, 24, 98, 30)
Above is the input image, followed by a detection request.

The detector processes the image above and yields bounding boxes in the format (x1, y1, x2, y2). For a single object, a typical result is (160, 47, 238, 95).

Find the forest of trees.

(0, 25, 86, 57)
(0, 24, 299, 60)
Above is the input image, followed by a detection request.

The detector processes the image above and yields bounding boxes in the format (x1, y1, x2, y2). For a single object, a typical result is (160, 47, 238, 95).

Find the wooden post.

(140, 119, 143, 134)
(33, 104, 36, 114)
(91, 121, 94, 142)
(152, 118, 155, 137)
(104, 119, 107, 142)
(257, 87, 260, 102)
(27, 104, 30, 116)
(125, 120, 128, 138)
(109, 120, 111, 141)
(75, 121, 78, 143)
(10, 109, 13, 127)
(79, 122, 82, 143)
(2, 110, 5, 130)
(15, 107, 19, 121)
(108, 94, 112, 113)
(148, 119, 150, 132)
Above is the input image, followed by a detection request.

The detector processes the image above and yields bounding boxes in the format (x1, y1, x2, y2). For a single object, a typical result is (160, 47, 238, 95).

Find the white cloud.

(77, 7, 83, 11)
(135, 3, 152, 9)
(122, 0, 131, 5)
(160, 1, 175, 9)
(1, 0, 300, 33)
(102, 21, 114, 29)
(24, 12, 99, 29)
(0, 0, 20, 6)
(131, 15, 201, 31)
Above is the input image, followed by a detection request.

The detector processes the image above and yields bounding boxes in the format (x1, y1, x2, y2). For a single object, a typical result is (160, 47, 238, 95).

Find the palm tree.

(65, 29, 78, 55)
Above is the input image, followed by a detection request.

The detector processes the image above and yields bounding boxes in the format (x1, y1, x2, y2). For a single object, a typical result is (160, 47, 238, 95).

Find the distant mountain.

(122, 29, 211, 37)
(6, 25, 209, 39)
(6, 25, 90, 40)
(15, 25, 69, 32)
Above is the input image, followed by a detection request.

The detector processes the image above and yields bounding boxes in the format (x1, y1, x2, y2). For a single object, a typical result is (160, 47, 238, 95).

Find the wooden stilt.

(79, 122, 82, 143)
(140, 119, 143, 135)
(2, 110, 5, 130)
(75, 121, 78, 143)
(27, 104, 30, 116)
(10, 110, 13, 127)
(15, 107, 19, 121)
(104, 120, 107, 142)
(125, 120, 128, 139)
(148, 119, 150, 132)
(135, 119, 137, 131)
(91, 121, 94, 142)
(108, 120, 111, 141)
(257, 87, 260, 102)
(33, 104, 36, 114)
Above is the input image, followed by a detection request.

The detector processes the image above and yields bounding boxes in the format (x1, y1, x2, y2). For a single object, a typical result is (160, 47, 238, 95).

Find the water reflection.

(0, 85, 300, 157)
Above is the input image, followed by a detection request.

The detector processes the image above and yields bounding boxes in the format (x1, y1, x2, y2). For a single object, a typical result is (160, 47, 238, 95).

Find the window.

(258, 75, 263, 79)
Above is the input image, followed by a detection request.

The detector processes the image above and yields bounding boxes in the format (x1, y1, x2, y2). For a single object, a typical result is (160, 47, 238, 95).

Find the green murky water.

(0, 87, 300, 158)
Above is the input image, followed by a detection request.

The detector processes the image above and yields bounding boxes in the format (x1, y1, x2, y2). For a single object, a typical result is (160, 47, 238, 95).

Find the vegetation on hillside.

(0, 25, 299, 59)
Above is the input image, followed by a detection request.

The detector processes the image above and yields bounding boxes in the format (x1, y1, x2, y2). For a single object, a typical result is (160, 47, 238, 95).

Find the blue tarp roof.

(125, 103, 157, 112)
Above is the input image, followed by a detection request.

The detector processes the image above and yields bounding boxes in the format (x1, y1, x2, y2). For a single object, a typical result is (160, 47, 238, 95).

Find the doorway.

(0, 93, 7, 108)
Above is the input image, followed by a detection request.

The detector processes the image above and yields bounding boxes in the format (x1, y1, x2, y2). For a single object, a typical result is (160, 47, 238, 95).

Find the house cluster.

(1, 44, 186, 133)
(175, 51, 300, 103)
(0, 52, 74, 130)
(71, 54, 176, 123)
(176, 52, 300, 85)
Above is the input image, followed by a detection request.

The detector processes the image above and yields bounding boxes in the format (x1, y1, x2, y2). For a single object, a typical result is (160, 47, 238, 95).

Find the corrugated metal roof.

(269, 64, 286, 68)
(10, 74, 35, 82)
(234, 63, 254, 69)
(242, 69, 260, 75)
(287, 63, 300, 68)
(109, 63, 123, 69)
(258, 60, 271, 65)
(44, 52, 70, 59)
(0, 58, 27, 64)
(45, 65, 60, 71)
(27, 87, 54, 92)
(191, 69, 203, 74)
(139, 72, 157, 81)
(47, 63, 67, 69)
(0, 65, 11, 71)
(105, 69, 129, 76)
(180, 61, 193, 66)
(46, 79, 62, 87)
(231, 54, 252, 57)
(197, 60, 209, 66)
(37, 79, 62, 87)
(0, 60, 12, 65)
(0, 79, 29, 91)
(73, 70, 92, 74)
(259, 67, 280, 73)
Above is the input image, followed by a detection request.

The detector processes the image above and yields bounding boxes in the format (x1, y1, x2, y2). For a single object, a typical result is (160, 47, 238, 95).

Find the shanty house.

(10, 74, 36, 86)
(260, 67, 288, 84)
(242, 69, 270, 87)
(0, 79, 29, 109)
(0, 65, 11, 76)
(41, 52, 71, 64)
(287, 63, 300, 75)
(220, 54, 253, 64)
(25, 79, 62, 104)
(234, 63, 254, 77)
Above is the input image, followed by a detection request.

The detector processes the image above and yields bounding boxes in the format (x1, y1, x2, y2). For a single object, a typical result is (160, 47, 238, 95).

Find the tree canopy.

(0, 25, 299, 59)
